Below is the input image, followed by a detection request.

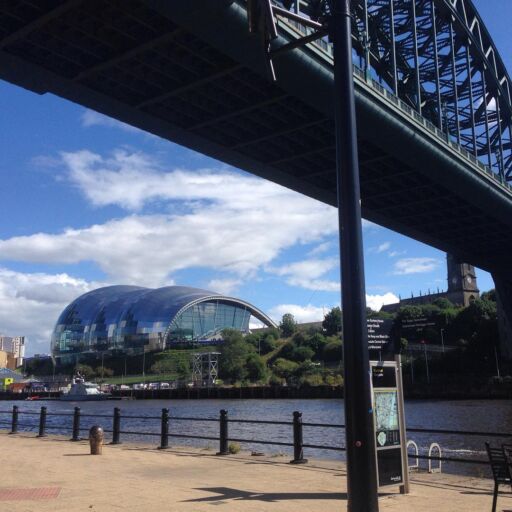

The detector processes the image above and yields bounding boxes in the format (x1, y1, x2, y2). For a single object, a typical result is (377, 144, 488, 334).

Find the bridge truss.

(271, 0, 512, 182)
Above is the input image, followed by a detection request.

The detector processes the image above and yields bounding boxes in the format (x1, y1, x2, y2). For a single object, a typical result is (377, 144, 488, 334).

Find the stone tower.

(446, 254, 479, 306)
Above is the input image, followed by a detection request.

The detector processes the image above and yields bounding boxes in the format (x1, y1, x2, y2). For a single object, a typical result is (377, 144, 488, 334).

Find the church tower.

(446, 254, 479, 306)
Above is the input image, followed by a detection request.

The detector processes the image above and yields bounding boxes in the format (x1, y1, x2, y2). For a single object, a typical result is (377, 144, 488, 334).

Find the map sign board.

(370, 359, 407, 490)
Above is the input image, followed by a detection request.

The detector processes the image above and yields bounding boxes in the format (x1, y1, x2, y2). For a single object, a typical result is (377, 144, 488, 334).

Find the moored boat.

(60, 375, 113, 401)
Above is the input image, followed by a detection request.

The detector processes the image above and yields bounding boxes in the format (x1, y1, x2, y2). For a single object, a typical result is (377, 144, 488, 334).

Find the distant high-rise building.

(0, 336, 25, 368)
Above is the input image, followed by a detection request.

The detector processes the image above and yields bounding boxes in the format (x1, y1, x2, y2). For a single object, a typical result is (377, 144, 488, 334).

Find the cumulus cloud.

(393, 257, 439, 275)
(206, 278, 243, 295)
(0, 268, 102, 353)
(267, 258, 339, 291)
(2, 150, 341, 286)
(376, 242, 391, 253)
(269, 304, 327, 324)
(366, 292, 399, 311)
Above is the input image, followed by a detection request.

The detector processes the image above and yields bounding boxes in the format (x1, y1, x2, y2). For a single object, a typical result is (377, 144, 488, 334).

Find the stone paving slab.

(0, 431, 511, 512)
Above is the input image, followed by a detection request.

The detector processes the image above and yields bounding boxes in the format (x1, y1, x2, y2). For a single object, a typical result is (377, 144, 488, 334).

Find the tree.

(323, 307, 342, 336)
(219, 329, 254, 383)
(280, 313, 297, 337)
(246, 353, 267, 382)
(481, 289, 496, 302)
(291, 345, 314, 362)
(75, 364, 95, 379)
(260, 334, 277, 355)
(322, 339, 343, 362)
(176, 359, 190, 380)
(272, 358, 299, 382)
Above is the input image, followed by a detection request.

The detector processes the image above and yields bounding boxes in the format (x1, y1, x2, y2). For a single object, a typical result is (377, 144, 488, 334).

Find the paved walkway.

(0, 432, 510, 511)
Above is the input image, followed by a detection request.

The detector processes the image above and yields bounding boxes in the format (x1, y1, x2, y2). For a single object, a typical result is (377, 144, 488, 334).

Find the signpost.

(370, 358, 409, 493)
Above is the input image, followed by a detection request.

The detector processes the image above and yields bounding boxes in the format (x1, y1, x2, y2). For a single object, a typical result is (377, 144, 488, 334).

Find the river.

(1, 398, 510, 477)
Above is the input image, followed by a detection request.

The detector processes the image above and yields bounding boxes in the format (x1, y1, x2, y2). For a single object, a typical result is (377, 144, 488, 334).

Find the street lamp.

(440, 329, 445, 353)
(421, 340, 430, 384)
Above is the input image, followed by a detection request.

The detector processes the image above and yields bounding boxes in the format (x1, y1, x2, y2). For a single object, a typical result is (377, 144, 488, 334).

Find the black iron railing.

(0, 405, 509, 467)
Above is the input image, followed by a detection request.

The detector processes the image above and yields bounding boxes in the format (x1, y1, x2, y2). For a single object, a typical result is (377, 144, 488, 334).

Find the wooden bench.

(485, 442, 512, 512)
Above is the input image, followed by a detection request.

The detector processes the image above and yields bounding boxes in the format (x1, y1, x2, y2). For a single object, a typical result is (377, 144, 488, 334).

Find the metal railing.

(0, 405, 508, 468)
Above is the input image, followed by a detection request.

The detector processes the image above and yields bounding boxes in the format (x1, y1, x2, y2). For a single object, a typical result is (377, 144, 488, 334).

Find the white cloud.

(308, 242, 332, 256)
(269, 304, 327, 324)
(268, 258, 339, 291)
(206, 278, 243, 295)
(376, 242, 391, 253)
(366, 292, 399, 311)
(393, 257, 439, 275)
(80, 109, 143, 134)
(0, 268, 102, 354)
(2, 150, 341, 286)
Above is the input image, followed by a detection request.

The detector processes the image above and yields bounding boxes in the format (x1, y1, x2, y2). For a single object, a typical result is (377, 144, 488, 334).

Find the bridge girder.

(0, 0, 511, 273)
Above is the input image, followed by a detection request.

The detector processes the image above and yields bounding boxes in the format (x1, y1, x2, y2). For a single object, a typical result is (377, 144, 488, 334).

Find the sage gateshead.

(51, 285, 276, 361)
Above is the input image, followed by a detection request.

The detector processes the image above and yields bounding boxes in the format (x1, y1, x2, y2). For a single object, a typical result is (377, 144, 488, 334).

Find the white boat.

(60, 375, 112, 401)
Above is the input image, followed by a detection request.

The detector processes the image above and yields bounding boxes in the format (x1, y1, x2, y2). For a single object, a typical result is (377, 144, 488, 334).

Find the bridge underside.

(1, 0, 512, 273)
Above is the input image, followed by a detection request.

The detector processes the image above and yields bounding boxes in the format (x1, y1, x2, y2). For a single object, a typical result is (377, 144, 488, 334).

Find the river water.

(1, 398, 510, 477)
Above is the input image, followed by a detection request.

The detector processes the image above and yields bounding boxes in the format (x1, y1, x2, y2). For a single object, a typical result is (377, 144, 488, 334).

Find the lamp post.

(330, 1, 379, 510)
(421, 340, 430, 384)
(440, 328, 445, 353)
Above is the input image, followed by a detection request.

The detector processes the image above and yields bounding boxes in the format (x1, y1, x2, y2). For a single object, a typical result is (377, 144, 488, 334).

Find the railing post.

(10, 405, 18, 434)
(290, 411, 308, 464)
(158, 408, 169, 449)
(37, 406, 47, 437)
(71, 406, 81, 441)
(111, 407, 121, 445)
(217, 409, 229, 455)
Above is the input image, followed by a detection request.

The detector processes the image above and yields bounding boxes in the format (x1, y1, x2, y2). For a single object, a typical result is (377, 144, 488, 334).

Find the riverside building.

(51, 285, 276, 363)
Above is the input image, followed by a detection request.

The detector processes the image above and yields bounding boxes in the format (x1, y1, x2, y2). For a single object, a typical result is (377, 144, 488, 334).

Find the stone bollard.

(89, 426, 104, 455)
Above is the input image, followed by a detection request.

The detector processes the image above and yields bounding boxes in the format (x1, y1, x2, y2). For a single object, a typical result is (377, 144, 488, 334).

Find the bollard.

(89, 426, 104, 455)
(71, 406, 81, 441)
(158, 408, 169, 449)
(10, 405, 18, 434)
(217, 409, 229, 455)
(37, 406, 47, 437)
(111, 407, 121, 445)
(290, 411, 308, 464)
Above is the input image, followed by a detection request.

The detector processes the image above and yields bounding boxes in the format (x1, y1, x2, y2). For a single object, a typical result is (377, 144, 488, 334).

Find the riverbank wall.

(1, 382, 511, 400)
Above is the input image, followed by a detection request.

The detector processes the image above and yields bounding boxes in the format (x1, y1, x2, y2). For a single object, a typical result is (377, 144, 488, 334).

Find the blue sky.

(0, 0, 509, 355)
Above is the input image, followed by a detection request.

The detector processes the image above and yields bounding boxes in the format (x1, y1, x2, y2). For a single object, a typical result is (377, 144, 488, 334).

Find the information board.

(370, 359, 408, 490)
(367, 318, 393, 350)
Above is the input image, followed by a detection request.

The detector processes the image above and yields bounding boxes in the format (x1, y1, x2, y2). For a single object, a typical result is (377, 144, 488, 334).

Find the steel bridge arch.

(273, 0, 512, 181)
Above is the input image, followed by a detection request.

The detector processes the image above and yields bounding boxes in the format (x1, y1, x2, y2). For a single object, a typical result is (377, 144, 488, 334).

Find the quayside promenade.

(0, 432, 509, 512)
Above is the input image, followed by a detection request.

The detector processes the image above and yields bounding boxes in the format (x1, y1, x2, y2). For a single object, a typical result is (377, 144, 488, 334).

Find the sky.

(0, 1, 510, 356)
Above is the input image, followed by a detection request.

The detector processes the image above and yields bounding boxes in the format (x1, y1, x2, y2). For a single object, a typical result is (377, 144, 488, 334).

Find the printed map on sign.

(374, 391, 399, 431)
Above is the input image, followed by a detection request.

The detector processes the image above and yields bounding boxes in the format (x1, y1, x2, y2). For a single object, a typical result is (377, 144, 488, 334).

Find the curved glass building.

(51, 285, 276, 360)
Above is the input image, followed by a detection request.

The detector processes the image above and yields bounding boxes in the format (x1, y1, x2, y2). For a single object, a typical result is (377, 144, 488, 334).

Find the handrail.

(0, 406, 503, 466)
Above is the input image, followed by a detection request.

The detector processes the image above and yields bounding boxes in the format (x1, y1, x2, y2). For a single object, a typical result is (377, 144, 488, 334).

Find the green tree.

(260, 334, 277, 355)
(323, 307, 342, 336)
(280, 313, 298, 337)
(272, 358, 299, 382)
(176, 358, 190, 380)
(291, 345, 314, 362)
(322, 339, 343, 362)
(246, 353, 267, 382)
(75, 364, 95, 379)
(219, 329, 254, 383)
(481, 289, 496, 302)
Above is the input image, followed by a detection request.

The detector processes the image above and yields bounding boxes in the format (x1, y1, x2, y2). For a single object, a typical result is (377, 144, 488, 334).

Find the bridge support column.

(492, 273, 512, 360)
(330, 1, 379, 511)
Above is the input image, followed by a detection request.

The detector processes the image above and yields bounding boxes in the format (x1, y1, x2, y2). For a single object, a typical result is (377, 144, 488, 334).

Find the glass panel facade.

(167, 300, 251, 344)
(51, 286, 267, 360)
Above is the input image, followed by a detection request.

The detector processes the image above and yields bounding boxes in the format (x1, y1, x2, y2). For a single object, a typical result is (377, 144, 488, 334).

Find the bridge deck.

(1, 0, 511, 271)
